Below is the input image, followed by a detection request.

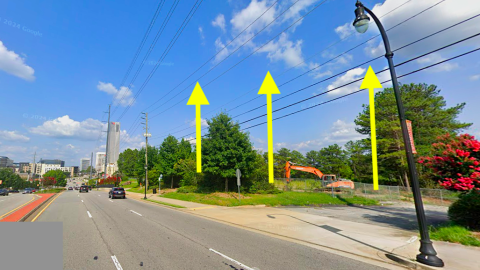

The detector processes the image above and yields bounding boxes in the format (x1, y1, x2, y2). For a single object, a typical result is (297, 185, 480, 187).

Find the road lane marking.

(209, 249, 255, 270)
(87, 211, 92, 218)
(32, 193, 62, 222)
(109, 200, 113, 202)
(81, 200, 84, 203)
(98, 195, 101, 196)
(130, 210, 142, 216)
(111, 255, 123, 270)
(0, 196, 36, 220)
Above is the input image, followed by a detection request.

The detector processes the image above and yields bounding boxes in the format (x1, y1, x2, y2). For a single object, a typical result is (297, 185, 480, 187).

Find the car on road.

(9, 189, 19, 193)
(0, 189, 9, 196)
(68, 187, 73, 190)
(23, 188, 33, 194)
(79, 186, 89, 193)
(109, 187, 126, 199)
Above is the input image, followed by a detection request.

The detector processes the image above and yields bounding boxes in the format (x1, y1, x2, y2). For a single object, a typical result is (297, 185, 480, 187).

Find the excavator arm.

(285, 161, 324, 179)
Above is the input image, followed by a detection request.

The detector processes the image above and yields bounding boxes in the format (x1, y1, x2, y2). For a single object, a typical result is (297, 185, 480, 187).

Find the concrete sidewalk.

(126, 191, 480, 270)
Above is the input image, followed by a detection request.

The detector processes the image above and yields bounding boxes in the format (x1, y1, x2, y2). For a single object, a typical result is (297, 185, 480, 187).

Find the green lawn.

(430, 223, 480, 247)
(161, 191, 377, 207)
(145, 199, 186, 208)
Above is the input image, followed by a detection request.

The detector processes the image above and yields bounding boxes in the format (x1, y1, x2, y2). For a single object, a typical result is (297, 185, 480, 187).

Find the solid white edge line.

(130, 210, 142, 216)
(209, 248, 255, 270)
(407, 236, 418, 243)
(109, 200, 113, 202)
(111, 255, 123, 270)
(87, 211, 92, 218)
(81, 200, 84, 203)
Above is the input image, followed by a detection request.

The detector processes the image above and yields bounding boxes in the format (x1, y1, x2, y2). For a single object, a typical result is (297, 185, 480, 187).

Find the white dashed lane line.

(111, 255, 123, 270)
(81, 200, 84, 203)
(130, 210, 142, 217)
(87, 211, 92, 218)
(209, 249, 255, 270)
(109, 200, 113, 202)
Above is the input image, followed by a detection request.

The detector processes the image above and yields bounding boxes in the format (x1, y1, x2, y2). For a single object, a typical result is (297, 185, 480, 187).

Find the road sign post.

(236, 169, 241, 203)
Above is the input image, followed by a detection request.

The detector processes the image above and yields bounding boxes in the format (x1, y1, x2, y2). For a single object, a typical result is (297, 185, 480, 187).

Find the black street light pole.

(352, 1, 444, 267)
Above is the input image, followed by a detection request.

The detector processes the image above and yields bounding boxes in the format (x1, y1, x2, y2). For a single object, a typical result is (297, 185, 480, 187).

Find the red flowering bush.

(42, 177, 57, 186)
(419, 133, 480, 192)
(98, 176, 121, 186)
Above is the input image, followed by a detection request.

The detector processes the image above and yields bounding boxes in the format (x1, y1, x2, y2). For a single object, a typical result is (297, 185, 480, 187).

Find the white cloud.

(97, 82, 134, 107)
(257, 33, 304, 68)
(0, 130, 30, 142)
(230, 0, 275, 33)
(271, 120, 367, 153)
(198, 26, 205, 45)
(214, 37, 230, 63)
(355, 0, 480, 71)
(470, 74, 480, 81)
(184, 136, 196, 145)
(323, 120, 367, 144)
(188, 118, 208, 128)
(326, 67, 365, 96)
(335, 23, 356, 39)
(0, 40, 35, 81)
(212, 14, 226, 32)
(29, 115, 106, 141)
(416, 52, 458, 72)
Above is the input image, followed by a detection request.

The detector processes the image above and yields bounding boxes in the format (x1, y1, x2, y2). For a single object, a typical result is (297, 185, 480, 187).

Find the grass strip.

(145, 199, 186, 208)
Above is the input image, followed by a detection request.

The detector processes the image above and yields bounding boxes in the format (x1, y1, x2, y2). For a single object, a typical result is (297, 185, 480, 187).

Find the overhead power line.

(151, 9, 478, 141)
(170, 36, 480, 144)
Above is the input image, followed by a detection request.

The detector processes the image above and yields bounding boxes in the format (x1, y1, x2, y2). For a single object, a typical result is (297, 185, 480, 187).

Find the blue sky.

(1, 0, 479, 167)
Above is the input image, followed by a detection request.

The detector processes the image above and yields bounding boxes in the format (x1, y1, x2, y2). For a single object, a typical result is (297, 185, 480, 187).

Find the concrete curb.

(19, 192, 62, 222)
(386, 253, 439, 270)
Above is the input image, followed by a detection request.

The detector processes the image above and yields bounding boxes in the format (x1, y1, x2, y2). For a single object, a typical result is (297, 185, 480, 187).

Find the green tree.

(174, 158, 197, 187)
(157, 135, 180, 188)
(317, 144, 353, 179)
(43, 169, 67, 187)
(344, 140, 372, 182)
(355, 83, 471, 187)
(203, 112, 256, 192)
(118, 148, 139, 177)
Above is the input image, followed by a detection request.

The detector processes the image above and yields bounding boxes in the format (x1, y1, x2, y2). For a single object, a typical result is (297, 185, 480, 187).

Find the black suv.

(79, 186, 89, 193)
(109, 187, 126, 199)
(0, 189, 9, 196)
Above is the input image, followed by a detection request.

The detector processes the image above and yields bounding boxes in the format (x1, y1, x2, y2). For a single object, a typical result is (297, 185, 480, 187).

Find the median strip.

(0, 194, 54, 222)
(0, 195, 36, 220)
(31, 193, 62, 222)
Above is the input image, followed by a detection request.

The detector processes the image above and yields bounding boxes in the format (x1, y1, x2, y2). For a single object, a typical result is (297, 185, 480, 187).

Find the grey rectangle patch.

(0, 222, 62, 270)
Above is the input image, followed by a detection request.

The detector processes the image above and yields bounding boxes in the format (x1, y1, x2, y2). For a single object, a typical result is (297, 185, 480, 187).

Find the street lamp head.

(353, 1, 370, 34)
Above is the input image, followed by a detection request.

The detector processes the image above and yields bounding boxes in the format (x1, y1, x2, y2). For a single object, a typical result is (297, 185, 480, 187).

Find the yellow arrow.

(258, 71, 281, 183)
(360, 66, 383, 190)
(187, 82, 209, 172)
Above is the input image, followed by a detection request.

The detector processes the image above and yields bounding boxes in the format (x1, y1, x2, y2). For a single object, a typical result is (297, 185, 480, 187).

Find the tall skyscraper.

(107, 122, 120, 166)
(95, 152, 106, 172)
(80, 158, 90, 171)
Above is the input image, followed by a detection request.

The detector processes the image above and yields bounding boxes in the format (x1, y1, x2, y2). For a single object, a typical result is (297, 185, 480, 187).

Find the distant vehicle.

(68, 187, 73, 190)
(0, 189, 9, 196)
(9, 190, 19, 193)
(109, 187, 126, 199)
(79, 186, 88, 193)
(23, 188, 33, 194)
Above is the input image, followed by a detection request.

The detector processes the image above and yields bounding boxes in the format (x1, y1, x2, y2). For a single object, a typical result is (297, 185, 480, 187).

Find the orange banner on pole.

(406, 120, 417, 154)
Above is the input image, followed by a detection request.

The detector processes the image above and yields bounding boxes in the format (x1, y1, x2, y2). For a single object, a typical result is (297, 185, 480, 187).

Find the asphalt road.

(0, 193, 34, 218)
(36, 190, 390, 270)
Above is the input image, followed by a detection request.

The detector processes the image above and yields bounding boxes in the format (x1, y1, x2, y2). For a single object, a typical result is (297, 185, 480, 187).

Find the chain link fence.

(274, 178, 459, 206)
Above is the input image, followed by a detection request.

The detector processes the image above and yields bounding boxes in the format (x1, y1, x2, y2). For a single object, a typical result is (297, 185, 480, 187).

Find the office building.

(80, 158, 90, 171)
(0, 156, 14, 167)
(107, 122, 120, 165)
(19, 162, 30, 173)
(95, 152, 106, 173)
(39, 159, 65, 167)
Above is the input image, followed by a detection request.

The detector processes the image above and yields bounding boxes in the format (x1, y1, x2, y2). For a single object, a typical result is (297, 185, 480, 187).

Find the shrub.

(177, 186, 198, 193)
(448, 191, 480, 230)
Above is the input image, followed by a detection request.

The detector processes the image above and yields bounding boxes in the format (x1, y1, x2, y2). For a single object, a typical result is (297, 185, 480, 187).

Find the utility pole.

(103, 105, 111, 186)
(141, 112, 151, 200)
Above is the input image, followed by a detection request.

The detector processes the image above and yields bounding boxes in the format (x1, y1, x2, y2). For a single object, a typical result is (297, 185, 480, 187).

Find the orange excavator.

(285, 161, 354, 189)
